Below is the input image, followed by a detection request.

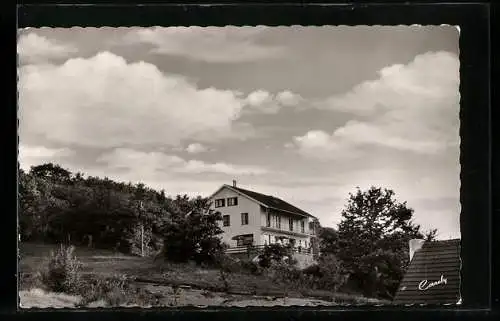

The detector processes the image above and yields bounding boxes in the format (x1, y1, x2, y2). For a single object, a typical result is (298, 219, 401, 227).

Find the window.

(266, 213, 271, 227)
(275, 215, 281, 229)
(241, 213, 249, 225)
(300, 221, 305, 233)
(289, 218, 294, 231)
(308, 222, 313, 234)
(215, 198, 225, 208)
(223, 215, 230, 227)
(227, 197, 238, 206)
(236, 234, 253, 246)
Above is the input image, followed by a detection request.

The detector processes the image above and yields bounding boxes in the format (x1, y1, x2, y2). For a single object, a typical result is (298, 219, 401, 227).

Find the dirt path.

(140, 283, 336, 307)
(19, 284, 336, 308)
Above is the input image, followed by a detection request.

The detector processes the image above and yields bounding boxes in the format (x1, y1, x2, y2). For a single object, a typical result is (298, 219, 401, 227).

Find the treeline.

(18, 163, 217, 257)
(19, 162, 438, 300)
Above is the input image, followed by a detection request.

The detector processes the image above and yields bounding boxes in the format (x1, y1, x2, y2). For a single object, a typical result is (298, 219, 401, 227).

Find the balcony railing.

(225, 245, 314, 255)
(261, 225, 313, 238)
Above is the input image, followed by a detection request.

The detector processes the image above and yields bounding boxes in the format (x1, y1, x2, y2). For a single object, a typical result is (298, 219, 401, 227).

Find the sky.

(17, 26, 461, 240)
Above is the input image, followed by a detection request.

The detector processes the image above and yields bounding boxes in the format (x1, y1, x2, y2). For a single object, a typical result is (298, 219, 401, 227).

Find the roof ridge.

(224, 184, 315, 218)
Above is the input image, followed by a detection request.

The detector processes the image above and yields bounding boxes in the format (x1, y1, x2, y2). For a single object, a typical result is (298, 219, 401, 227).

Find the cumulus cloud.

(18, 144, 75, 170)
(19, 51, 257, 148)
(97, 148, 269, 176)
(243, 89, 303, 114)
(320, 51, 459, 116)
(186, 143, 209, 154)
(124, 26, 284, 63)
(276, 90, 302, 106)
(291, 51, 460, 157)
(17, 33, 78, 64)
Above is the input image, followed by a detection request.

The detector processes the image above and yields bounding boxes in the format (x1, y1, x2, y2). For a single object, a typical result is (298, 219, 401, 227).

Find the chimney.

(232, 180, 237, 187)
(409, 239, 425, 261)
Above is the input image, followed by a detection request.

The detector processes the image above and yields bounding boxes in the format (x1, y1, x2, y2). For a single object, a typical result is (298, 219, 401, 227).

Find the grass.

(19, 242, 387, 307)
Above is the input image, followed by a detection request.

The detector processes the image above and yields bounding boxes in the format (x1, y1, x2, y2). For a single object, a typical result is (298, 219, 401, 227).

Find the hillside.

(19, 243, 385, 307)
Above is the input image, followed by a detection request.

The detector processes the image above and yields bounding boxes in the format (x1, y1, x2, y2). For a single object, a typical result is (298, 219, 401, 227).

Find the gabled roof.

(393, 239, 461, 305)
(213, 184, 316, 219)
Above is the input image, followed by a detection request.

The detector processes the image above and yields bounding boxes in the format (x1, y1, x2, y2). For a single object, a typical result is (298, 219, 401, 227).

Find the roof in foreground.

(393, 238, 461, 305)
(222, 184, 316, 218)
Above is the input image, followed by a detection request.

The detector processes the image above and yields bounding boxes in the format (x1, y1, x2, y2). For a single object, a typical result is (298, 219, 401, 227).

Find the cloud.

(18, 144, 75, 170)
(244, 90, 280, 114)
(17, 33, 78, 64)
(319, 51, 459, 116)
(19, 51, 258, 148)
(289, 129, 362, 160)
(124, 26, 284, 63)
(246, 90, 273, 107)
(97, 148, 270, 176)
(243, 90, 303, 114)
(276, 90, 303, 106)
(186, 143, 209, 154)
(290, 51, 460, 157)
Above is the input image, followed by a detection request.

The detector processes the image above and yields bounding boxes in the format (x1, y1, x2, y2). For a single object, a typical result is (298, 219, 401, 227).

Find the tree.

(161, 209, 224, 264)
(318, 227, 339, 255)
(336, 186, 437, 299)
(30, 163, 72, 183)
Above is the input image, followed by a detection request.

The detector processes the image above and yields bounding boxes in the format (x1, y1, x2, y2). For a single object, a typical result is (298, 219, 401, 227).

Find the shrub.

(19, 272, 45, 291)
(40, 244, 83, 293)
(240, 260, 263, 275)
(302, 264, 322, 278)
(317, 254, 349, 292)
(79, 274, 131, 306)
(257, 243, 292, 268)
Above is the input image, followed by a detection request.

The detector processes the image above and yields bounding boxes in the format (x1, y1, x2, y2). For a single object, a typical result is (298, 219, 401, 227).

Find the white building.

(207, 181, 319, 254)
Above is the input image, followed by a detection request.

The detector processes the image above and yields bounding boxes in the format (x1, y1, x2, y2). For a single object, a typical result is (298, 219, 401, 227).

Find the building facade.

(207, 182, 319, 253)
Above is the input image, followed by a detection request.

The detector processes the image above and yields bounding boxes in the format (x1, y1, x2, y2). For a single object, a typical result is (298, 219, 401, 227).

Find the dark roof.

(225, 185, 315, 218)
(393, 239, 461, 305)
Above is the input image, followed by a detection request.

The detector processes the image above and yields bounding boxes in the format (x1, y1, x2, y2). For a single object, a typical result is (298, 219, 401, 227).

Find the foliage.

(318, 227, 339, 255)
(257, 243, 293, 268)
(161, 209, 225, 264)
(40, 244, 83, 293)
(316, 254, 349, 292)
(79, 274, 131, 306)
(336, 186, 437, 299)
(18, 163, 210, 257)
(240, 260, 263, 275)
(296, 254, 348, 292)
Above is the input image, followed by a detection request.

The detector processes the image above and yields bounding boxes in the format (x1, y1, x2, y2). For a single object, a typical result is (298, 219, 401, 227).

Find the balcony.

(225, 244, 314, 256)
(261, 225, 310, 238)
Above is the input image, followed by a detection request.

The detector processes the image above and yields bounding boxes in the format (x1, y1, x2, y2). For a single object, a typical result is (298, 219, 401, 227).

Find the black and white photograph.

(17, 25, 461, 308)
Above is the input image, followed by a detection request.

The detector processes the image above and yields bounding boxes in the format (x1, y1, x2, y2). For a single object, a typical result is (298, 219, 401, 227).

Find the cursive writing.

(418, 275, 447, 291)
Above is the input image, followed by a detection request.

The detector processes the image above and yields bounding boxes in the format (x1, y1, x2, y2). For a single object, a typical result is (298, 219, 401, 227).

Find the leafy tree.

(336, 186, 437, 299)
(161, 209, 224, 264)
(30, 163, 72, 183)
(318, 226, 339, 255)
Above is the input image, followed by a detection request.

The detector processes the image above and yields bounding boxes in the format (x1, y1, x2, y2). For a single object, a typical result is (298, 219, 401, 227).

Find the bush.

(264, 254, 348, 293)
(79, 274, 131, 306)
(302, 264, 322, 278)
(40, 244, 83, 293)
(240, 260, 263, 275)
(19, 272, 45, 291)
(317, 254, 349, 292)
(257, 243, 292, 268)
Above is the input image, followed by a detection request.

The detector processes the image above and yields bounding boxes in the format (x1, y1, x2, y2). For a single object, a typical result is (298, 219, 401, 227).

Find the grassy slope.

(19, 242, 386, 305)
